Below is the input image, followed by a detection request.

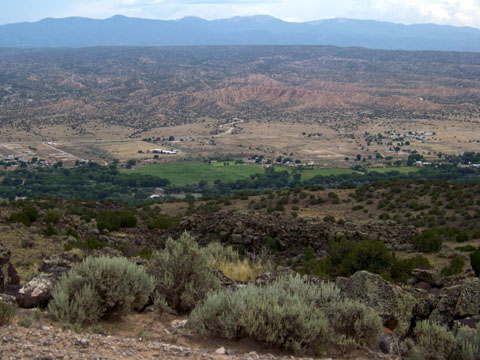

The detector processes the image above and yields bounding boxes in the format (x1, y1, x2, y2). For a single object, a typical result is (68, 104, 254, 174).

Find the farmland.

(127, 161, 420, 185)
(128, 162, 265, 185)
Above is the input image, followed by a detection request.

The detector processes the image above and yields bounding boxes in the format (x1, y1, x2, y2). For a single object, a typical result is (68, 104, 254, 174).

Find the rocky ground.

(0, 311, 391, 360)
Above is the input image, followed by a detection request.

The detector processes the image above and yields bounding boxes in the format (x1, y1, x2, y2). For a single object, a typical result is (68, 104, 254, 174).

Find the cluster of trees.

(0, 163, 170, 203)
(1, 163, 480, 204)
(444, 152, 480, 165)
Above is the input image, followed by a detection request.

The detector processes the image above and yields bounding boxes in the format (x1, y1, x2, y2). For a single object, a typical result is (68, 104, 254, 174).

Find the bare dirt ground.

(0, 311, 387, 360)
(2, 116, 479, 166)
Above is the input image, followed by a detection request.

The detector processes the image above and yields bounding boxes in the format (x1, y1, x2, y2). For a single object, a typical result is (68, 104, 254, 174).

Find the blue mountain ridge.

(0, 15, 479, 51)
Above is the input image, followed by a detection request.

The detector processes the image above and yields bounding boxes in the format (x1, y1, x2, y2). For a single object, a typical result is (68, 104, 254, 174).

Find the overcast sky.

(1, 0, 480, 28)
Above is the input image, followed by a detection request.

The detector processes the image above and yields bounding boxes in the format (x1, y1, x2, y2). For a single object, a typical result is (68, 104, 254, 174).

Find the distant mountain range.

(1, 15, 480, 51)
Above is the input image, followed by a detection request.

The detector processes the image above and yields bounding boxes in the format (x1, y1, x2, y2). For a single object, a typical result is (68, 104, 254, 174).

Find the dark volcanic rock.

(336, 271, 418, 336)
(14, 254, 81, 308)
(174, 211, 416, 258)
(17, 273, 55, 308)
(0, 242, 20, 290)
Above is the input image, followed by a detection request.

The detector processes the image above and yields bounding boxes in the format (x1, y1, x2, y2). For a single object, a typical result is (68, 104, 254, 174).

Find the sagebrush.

(48, 256, 154, 324)
(0, 301, 16, 326)
(149, 232, 220, 313)
(189, 274, 382, 354)
(410, 320, 480, 360)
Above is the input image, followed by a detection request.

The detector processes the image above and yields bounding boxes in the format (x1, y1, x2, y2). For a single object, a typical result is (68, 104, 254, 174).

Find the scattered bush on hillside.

(96, 210, 137, 232)
(45, 210, 61, 224)
(146, 216, 180, 230)
(338, 240, 393, 277)
(436, 226, 462, 241)
(149, 232, 220, 313)
(390, 255, 432, 283)
(323, 215, 336, 223)
(48, 256, 154, 325)
(43, 224, 58, 236)
(328, 237, 355, 267)
(471, 248, 480, 277)
(455, 232, 470, 243)
(299, 256, 333, 278)
(9, 205, 39, 227)
(412, 230, 443, 253)
(441, 256, 465, 277)
(64, 236, 109, 252)
(455, 245, 477, 253)
(189, 275, 382, 354)
(304, 238, 395, 278)
(0, 301, 16, 326)
(379, 213, 390, 220)
(65, 227, 80, 239)
(410, 321, 480, 360)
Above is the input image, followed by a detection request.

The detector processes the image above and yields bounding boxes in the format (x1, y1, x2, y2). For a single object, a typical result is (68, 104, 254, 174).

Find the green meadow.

(129, 162, 264, 185)
(128, 161, 419, 185)
(365, 166, 420, 174)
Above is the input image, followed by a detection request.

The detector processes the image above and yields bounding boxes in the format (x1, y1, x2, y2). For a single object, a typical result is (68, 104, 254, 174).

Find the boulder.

(454, 278, 480, 318)
(428, 278, 480, 326)
(39, 254, 79, 278)
(379, 332, 396, 355)
(336, 271, 417, 336)
(17, 273, 55, 308)
(168, 211, 416, 261)
(13, 253, 85, 308)
(428, 284, 461, 325)
(409, 287, 439, 319)
(0, 243, 20, 290)
(454, 316, 480, 330)
(411, 269, 444, 288)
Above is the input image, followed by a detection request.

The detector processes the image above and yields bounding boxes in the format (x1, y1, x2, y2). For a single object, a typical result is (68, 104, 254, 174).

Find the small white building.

(152, 149, 178, 154)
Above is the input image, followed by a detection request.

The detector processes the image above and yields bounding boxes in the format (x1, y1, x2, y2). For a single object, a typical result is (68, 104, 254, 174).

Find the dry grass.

(2, 115, 480, 166)
(0, 222, 64, 284)
(216, 259, 270, 282)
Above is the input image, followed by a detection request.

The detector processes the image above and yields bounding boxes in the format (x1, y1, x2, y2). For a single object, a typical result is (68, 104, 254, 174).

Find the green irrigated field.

(129, 162, 265, 185)
(300, 168, 358, 180)
(128, 162, 420, 186)
(299, 167, 419, 180)
(366, 167, 420, 174)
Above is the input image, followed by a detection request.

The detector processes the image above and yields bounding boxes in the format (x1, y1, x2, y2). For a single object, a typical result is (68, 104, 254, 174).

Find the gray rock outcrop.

(17, 273, 55, 308)
(336, 271, 417, 336)
(0, 242, 20, 290)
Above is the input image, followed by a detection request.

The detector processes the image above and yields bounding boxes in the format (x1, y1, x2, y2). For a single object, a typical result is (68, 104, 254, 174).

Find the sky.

(1, 0, 480, 28)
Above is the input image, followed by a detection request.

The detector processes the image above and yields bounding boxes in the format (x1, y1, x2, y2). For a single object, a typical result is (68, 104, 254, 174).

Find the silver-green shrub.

(326, 299, 383, 351)
(410, 320, 458, 360)
(241, 276, 332, 353)
(149, 232, 220, 313)
(0, 301, 16, 326)
(189, 274, 381, 354)
(48, 256, 154, 324)
(457, 324, 480, 360)
(188, 285, 251, 339)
